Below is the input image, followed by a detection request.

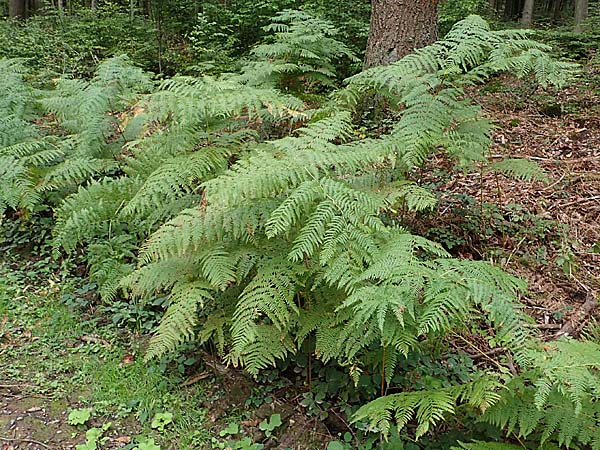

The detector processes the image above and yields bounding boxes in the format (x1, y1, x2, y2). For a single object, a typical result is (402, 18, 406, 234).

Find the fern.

(452, 442, 524, 450)
(17, 15, 589, 448)
(229, 259, 302, 367)
(0, 56, 152, 217)
(480, 340, 600, 448)
(352, 378, 503, 437)
(145, 281, 214, 361)
(240, 10, 358, 90)
(487, 158, 549, 183)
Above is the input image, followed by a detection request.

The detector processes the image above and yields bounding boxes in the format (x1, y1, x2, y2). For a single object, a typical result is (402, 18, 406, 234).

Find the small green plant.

(68, 408, 93, 426)
(151, 411, 174, 432)
(219, 422, 240, 437)
(134, 437, 161, 450)
(75, 422, 111, 450)
(212, 437, 264, 450)
(556, 245, 577, 277)
(258, 413, 282, 438)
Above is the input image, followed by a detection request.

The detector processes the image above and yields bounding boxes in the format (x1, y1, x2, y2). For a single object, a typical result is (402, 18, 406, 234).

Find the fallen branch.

(555, 291, 598, 338)
(0, 437, 49, 448)
(78, 335, 112, 349)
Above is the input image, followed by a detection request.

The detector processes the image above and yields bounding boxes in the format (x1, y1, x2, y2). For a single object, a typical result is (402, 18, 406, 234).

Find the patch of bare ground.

(199, 351, 332, 449)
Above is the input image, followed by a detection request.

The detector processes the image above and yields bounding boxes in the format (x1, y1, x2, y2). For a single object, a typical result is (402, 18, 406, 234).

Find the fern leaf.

(145, 281, 213, 361)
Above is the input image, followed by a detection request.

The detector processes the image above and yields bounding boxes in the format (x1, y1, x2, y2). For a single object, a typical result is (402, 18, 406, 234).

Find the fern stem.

(449, 330, 504, 371)
(479, 163, 485, 219)
(205, 106, 211, 145)
(381, 345, 386, 397)
(307, 333, 312, 390)
(493, 171, 507, 246)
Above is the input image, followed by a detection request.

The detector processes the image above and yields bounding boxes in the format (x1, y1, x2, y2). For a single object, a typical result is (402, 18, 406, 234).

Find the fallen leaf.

(182, 372, 210, 386)
(121, 354, 135, 365)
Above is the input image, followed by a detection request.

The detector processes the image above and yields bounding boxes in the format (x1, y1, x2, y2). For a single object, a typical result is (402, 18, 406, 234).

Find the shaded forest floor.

(429, 59, 600, 339)
(1, 58, 600, 449)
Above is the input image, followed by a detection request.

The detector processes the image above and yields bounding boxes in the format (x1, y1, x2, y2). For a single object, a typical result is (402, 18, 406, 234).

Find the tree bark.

(504, 0, 526, 20)
(521, 0, 535, 25)
(551, 0, 564, 21)
(574, 0, 588, 32)
(8, 0, 27, 18)
(364, 0, 439, 68)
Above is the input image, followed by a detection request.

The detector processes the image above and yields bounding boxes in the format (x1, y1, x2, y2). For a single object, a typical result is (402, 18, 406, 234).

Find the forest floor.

(1, 58, 599, 450)
(437, 60, 600, 339)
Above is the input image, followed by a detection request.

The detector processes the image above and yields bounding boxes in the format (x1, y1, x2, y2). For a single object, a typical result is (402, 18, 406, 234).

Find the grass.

(0, 254, 214, 449)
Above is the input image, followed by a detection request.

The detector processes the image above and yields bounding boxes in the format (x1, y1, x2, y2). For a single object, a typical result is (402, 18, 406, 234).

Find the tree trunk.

(364, 0, 439, 68)
(551, 0, 564, 21)
(506, 0, 527, 20)
(8, 0, 27, 18)
(574, 0, 588, 32)
(521, 0, 535, 25)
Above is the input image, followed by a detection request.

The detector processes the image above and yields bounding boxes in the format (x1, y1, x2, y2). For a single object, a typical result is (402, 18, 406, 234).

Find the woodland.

(0, 0, 599, 449)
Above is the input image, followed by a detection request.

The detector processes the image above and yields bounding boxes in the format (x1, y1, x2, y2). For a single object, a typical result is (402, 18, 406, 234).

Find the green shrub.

(0, 7, 160, 77)
(438, 0, 488, 36)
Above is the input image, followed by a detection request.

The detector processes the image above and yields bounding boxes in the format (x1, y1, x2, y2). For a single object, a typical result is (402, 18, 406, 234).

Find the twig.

(527, 323, 561, 330)
(503, 235, 527, 268)
(329, 408, 359, 443)
(0, 437, 49, 448)
(555, 291, 597, 338)
(548, 195, 600, 211)
(182, 371, 211, 387)
(0, 384, 34, 389)
(466, 347, 506, 359)
(541, 171, 567, 191)
(79, 335, 111, 349)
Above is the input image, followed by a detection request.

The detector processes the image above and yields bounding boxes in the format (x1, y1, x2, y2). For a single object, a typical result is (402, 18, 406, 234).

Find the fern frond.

(487, 158, 549, 183)
(145, 281, 213, 361)
(121, 147, 230, 217)
(53, 177, 142, 252)
(229, 260, 302, 366)
(352, 378, 503, 438)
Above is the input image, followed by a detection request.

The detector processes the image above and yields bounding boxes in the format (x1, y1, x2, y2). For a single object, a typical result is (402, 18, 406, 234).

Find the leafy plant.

(75, 422, 111, 450)
(240, 10, 358, 92)
(68, 408, 93, 426)
(2, 11, 593, 450)
(220, 422, 240, 437)
(259, 413, 282, 437)
(151, 411, 174, 432)
(134, 437, 162, 450)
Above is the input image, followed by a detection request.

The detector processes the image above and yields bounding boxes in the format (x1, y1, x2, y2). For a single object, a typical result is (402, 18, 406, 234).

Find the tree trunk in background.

(8, 0, 27, 18)
(521, 0, 535, 24)
(574, 0, 588, 31)
(551, 0, 564, 21)
(364, 0, 439, 68)
(504, 0, 522, 20)
(27, 0, 39, 16)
